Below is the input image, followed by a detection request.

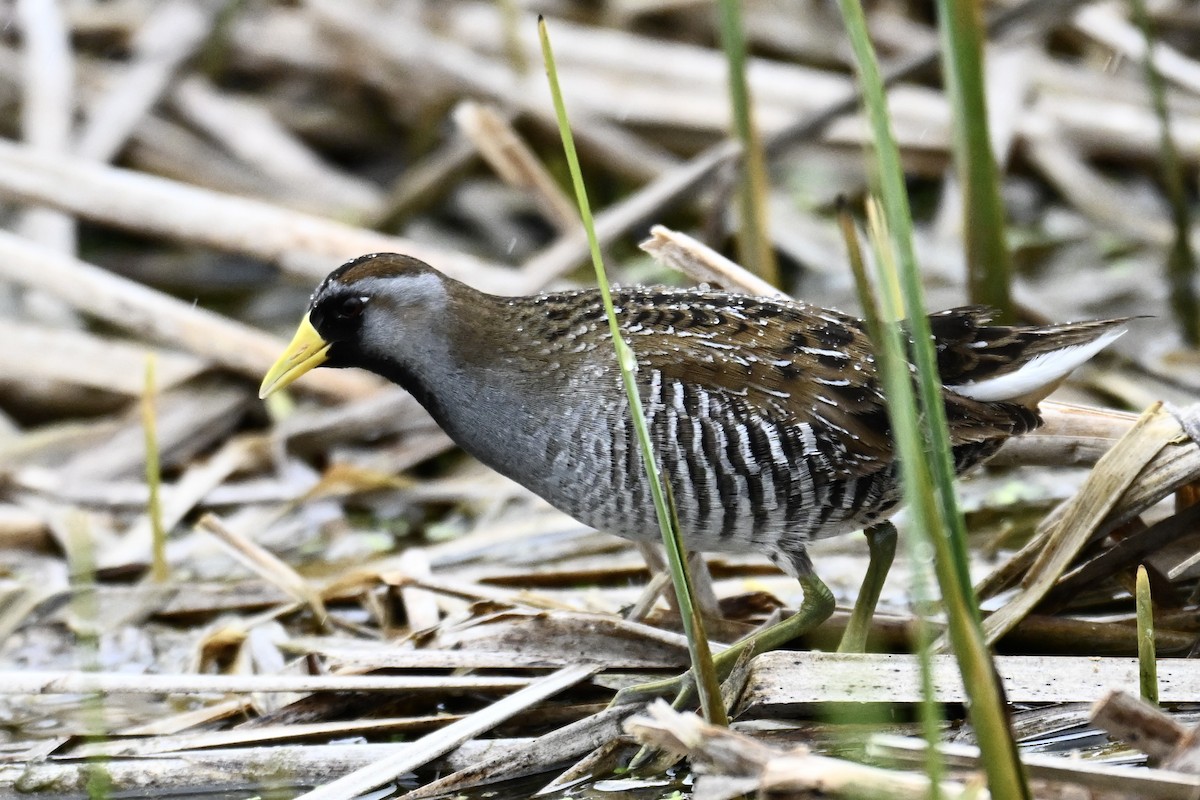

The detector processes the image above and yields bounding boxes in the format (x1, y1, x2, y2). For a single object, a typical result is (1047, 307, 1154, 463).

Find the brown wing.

(621, 292, 1039, 479)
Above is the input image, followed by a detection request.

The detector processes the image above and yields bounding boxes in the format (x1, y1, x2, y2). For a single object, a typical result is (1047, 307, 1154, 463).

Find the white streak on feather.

(799, 346, 849, 360)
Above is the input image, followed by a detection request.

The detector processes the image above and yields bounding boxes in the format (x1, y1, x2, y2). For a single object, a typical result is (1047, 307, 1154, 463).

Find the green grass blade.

(838, 3, 973, 603)
(715, 0, 778, 287)
(862, 201, 946, 795)
(836, 2, 1030, 796)
(837, 198, 881, 330)
(1136, 564, 1158, 705)
(936, 0, 1014, 320)
(538, 16, 725, 724)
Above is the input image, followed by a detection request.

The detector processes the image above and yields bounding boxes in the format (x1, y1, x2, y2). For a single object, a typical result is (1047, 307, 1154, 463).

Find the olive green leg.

(612, 569, 835, 708)
(837, 522, 898, 654)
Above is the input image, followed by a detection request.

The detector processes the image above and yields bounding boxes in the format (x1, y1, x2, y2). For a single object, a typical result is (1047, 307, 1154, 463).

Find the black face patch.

(312, 291, 369, 343)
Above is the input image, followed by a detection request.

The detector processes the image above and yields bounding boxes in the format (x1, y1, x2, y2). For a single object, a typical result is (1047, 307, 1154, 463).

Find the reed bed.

(1, 2, 1200, 798)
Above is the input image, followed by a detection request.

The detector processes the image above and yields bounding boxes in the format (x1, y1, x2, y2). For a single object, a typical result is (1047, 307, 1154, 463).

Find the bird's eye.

(335, 296, 367, 321)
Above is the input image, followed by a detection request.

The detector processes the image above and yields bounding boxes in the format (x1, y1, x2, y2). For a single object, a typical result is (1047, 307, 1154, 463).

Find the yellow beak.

(259, 315, 331, 399)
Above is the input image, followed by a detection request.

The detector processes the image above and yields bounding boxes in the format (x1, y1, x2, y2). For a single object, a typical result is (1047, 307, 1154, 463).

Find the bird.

(260, 252, 1125, 695)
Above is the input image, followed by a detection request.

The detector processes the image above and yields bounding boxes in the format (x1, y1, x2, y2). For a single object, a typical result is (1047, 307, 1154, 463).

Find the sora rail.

(261, 252, 1125, 688)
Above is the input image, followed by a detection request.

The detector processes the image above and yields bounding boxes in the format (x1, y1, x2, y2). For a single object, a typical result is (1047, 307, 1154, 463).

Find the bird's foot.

(610, 641, 753, 710)
(611, 571, 835, 710)
(612, 646, 756, 771)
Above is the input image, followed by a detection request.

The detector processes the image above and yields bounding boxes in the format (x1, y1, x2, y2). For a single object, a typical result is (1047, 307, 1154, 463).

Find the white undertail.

(948, 327, 1125, 403)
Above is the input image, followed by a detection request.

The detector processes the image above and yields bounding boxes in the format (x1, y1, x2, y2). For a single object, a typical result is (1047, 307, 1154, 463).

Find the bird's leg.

(611, 563, 835, 708)
(837, 521, 898, 653)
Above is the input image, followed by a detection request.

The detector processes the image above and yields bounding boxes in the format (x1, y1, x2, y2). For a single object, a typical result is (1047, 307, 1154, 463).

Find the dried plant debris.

(0, 1, 1198, 798)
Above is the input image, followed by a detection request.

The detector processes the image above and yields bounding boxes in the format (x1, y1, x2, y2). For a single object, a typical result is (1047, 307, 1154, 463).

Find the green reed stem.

(836, 3, 1030, 796)
(935, 0, 1013, 320)
(844, 200, 946, 786)
(538, 16, 725, 725)
(715, 0, 778, 287)
(1136, 565, 1158, 705)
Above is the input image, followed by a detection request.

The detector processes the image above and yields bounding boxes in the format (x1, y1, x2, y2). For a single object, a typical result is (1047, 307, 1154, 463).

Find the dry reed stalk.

(0, 670, 533, 695)
(453, 100, 579, 232)
(0, 737, 523, 795)
(0, 230, 379, 398)
(401, 705, 636, 800)
(0, 139, 515, 290)
(75, 0, 219, 162)
(291, 664, 596, 800)
(1072, 4, 1200, 95)
(977, 405, 1200, 601)
(872, 733, 1200, 798)
(627, 701, 980, 800)
(76, 715, 465, 759)
(171, 76, 385, 218)
(309, 0, 678, 184)
(640, 224, 785, 297)
(14, 0, 75, 256)
(0, 318, 205, 395)
(198, 512, 329, 628)
(738, 651, 1200, 710)
(979, 404, 1182, 645)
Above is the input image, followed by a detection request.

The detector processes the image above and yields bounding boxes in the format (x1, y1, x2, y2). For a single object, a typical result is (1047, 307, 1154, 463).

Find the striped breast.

(548, 368, 900, 558)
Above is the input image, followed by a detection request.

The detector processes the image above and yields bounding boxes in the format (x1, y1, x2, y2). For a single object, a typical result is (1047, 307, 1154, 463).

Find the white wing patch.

(948, 328, 1124, 403)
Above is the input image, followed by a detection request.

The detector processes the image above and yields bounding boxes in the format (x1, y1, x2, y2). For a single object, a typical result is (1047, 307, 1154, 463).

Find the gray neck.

(355, 284, 624, 522)
(370, 316, 585, 490)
